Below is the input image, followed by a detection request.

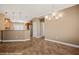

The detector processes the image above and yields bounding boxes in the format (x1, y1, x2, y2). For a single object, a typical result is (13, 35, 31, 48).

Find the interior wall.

(45, 5, 79, 45)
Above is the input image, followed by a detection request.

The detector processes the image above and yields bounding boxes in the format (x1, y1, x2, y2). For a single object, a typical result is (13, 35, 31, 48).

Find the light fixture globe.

(58, 13, 63, 18)
(52, 12, 57, 17)
(45, 15, 49, 19)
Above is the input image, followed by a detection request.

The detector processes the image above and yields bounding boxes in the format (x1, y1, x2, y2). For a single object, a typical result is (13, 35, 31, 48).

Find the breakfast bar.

(0, 30, 30, 42)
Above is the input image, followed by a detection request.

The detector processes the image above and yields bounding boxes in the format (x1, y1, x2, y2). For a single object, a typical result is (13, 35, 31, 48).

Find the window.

(13, 22, 24, 30)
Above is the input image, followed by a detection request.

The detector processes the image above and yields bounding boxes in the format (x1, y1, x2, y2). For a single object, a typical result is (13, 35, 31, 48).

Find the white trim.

(35, 36, 43, 38)
(33, 35, 43, 38)
(45, 38, 79, 48)
(0, 39, 30, 42)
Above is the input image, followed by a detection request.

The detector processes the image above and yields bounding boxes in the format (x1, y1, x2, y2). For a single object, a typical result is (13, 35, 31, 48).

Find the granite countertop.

(0, 30, 29, 31)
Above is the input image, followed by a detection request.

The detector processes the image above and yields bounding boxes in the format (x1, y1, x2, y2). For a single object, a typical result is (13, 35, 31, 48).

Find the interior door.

(33, 22, 38, 37)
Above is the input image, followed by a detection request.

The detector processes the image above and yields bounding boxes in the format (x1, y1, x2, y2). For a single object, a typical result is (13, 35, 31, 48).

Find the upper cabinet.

(0, 13, 5, 30)
(0, 13, 13, 30)
(4, 18, 12, 30)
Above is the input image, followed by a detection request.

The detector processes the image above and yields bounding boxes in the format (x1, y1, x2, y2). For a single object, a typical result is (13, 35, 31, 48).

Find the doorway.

(32, 17, 44, 38)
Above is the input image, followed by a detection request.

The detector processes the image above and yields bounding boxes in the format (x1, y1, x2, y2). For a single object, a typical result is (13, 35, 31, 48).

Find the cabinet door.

(0, 14, 5, 30)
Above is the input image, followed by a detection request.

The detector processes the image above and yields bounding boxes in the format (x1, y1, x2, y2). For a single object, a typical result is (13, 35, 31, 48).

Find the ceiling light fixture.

(45, 15, 49, 19)
(55, 16, 59, 19)
(45, 12, 63, 20)
(48, 17, 51, 20)
(45, 15, 52, 20)
(58, 13, 63, 18)
(52, 12, 63, 19)
(52, 12, 57, 17)
(5, 19, 9, 23)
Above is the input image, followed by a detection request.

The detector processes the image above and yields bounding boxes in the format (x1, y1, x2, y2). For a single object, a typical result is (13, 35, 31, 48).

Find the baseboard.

(0, 53, 23, 55)
(45, 38, 79, 48)
(0, 39, 30, 42)
(33, 36, 43, 38)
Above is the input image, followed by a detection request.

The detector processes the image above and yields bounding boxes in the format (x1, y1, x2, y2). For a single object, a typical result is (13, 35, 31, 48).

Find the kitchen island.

(0, 30, 30, 42)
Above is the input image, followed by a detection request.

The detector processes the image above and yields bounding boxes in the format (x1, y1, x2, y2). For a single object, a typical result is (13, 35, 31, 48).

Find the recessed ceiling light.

(48, 17, 51, 20)
(52, 12, 57, 16)
(5, 20, 8, 22)
(55, 16, 59, 19)
(45, 15, 49, 19)
(58, 13, 63, 18)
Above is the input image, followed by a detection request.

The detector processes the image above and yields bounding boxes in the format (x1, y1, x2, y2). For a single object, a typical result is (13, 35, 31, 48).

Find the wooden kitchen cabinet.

(0, 13, 5, 30)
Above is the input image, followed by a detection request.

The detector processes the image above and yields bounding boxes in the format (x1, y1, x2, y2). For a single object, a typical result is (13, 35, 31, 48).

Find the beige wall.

(3, 30, 30, 40)
(45, 5, 79, 45)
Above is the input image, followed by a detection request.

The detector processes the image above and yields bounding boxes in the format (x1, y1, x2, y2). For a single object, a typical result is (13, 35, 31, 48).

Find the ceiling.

(0, 4, 76, 22)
